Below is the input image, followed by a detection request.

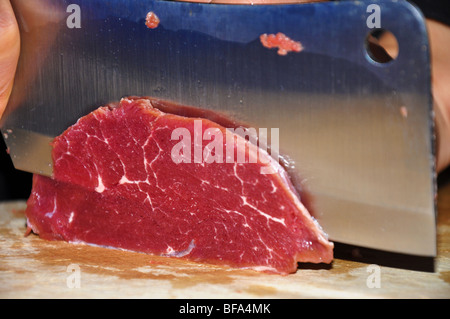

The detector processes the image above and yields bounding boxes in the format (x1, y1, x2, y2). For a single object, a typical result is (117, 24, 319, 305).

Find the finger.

(0, 0, 20, 119)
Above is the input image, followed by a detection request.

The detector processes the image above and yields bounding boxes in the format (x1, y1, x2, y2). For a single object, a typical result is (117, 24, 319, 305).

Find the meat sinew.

(25, 97, 333, 274)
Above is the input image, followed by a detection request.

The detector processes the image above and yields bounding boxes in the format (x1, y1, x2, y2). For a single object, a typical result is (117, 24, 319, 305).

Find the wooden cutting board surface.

(1, 182, 449, 299)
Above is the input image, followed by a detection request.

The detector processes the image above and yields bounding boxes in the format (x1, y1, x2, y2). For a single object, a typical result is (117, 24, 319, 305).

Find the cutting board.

(1, 183, 449, 299)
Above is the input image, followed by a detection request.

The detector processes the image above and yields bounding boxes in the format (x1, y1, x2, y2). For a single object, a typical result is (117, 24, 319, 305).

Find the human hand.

(0, 0, 20, 119)
(428, 19, 450, 173)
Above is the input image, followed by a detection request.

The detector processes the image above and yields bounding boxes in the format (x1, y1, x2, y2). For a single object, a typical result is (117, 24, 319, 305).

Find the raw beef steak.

(25, 97, 333, 274)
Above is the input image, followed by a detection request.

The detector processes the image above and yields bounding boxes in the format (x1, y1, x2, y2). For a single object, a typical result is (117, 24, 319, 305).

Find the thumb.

(0, 0, 20, 119)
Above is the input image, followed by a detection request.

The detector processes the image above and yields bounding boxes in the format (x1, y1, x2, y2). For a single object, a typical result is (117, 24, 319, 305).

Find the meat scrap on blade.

(25, 98, 333, 274)
(145, 11, 160, 29)
(260, 32, 303, 56)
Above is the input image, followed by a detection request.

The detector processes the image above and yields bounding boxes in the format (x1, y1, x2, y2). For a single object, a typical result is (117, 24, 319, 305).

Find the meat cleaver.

(1, 0, 436, 257)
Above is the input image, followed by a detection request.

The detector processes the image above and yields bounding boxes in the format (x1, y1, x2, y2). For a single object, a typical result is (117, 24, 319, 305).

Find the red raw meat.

(25, 98, 333, 274)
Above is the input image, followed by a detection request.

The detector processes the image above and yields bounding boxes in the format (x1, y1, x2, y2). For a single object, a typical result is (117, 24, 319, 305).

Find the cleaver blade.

(1, 0, 436, 257)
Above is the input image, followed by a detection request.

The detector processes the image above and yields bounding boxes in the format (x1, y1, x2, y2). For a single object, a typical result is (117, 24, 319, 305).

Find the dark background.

(0, 138, 32, 200)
